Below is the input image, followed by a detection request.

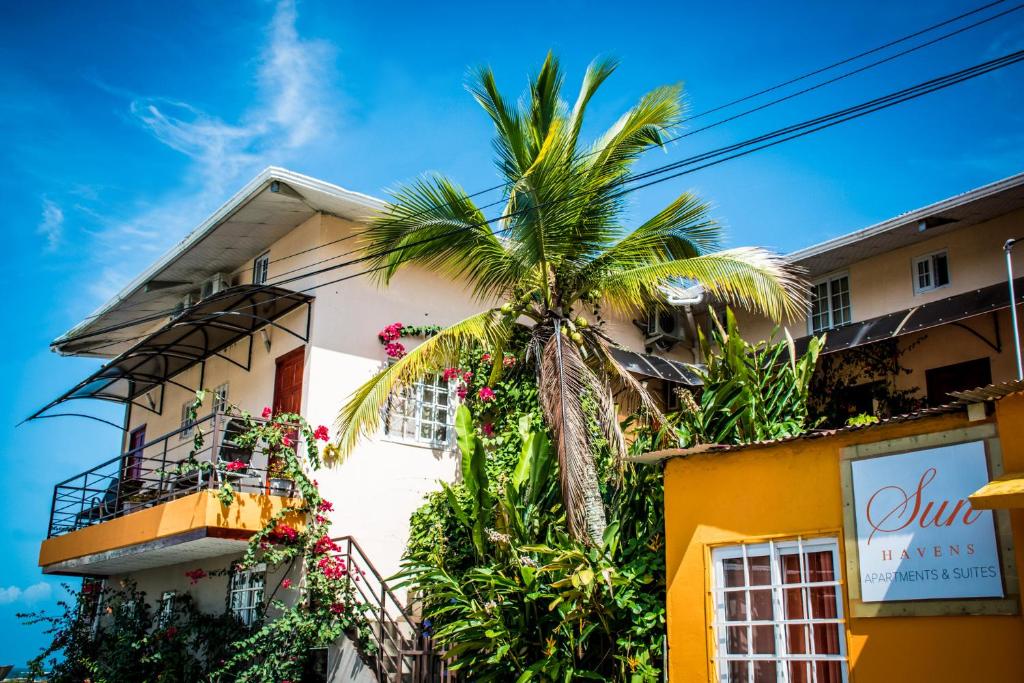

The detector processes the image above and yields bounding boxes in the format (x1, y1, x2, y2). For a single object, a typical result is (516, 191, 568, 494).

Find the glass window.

(228, 563, 266, 626)
(711, 537, 848, 682)
(809, 276, 851, 334)
(179, 401, 195, 440)
(159, 590, 175, 626)
(253, 252, 270, 285)
(913, 251, 950, 294)
(214, 383, 230, 413)
(385, 374, 453, 447)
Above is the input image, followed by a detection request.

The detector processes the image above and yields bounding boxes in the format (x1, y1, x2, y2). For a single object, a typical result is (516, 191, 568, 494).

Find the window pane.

(723, 558, 745, 587)
(789, 660, 812, 683)
(917, 259, 932, 290)
(726, 626, 748, 654)
(934, 253, 950, 287)
(728, 660, 748, 680)
(747, 555, 771, 585)
(725, 592, 746, 620)
(749, 589, 773, 621)
(813, 622, 842, 655)
(816, 660, 844, 682)
(830, 277, 851, 326)
(753, 660, 777, 682)
(751, 624, 775, 654)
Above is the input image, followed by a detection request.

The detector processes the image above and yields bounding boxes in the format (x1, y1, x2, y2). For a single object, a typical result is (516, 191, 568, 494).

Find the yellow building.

(645, 385, 1024, 681)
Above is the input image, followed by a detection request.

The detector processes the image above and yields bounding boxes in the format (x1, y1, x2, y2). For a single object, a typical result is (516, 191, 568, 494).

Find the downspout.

(1005, 238, 1023, 380)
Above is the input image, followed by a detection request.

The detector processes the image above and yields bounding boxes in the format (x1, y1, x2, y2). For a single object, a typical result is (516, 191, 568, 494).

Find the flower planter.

(268, 477, 293, 497)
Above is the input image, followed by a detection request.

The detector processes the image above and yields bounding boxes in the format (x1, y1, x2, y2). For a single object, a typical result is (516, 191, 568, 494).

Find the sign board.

(850, 439, 1003, 602)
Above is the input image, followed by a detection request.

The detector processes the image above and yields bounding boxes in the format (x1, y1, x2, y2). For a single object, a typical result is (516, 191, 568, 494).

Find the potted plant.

(267, 458, 293, 497)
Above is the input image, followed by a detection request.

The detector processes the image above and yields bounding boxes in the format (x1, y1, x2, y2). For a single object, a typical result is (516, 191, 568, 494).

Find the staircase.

(332, 536, 456, 682)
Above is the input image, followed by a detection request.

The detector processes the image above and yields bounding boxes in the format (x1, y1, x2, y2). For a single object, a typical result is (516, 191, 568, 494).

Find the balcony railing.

(48, 411, 297, 539)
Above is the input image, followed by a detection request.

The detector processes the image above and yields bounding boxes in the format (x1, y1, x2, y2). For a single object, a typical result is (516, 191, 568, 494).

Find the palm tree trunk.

(539, 325, 607, 544)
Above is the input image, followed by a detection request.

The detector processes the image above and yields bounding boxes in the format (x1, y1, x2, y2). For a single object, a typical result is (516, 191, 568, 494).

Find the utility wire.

(65, 49, 1024, 357)
(67, 0, 1017, 325)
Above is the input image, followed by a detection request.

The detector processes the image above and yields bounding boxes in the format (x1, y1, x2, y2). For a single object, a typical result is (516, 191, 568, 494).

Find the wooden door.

(124, 425, 146, 481)
(273, 346, 305, 415)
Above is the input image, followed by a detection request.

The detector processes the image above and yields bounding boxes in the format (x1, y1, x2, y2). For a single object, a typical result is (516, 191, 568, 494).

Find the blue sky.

(1, 0, 1022, 668)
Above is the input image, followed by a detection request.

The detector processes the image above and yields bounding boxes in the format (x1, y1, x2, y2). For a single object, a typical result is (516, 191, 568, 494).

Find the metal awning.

(29, 285, 313, 421)
(609, 347, 703, 385)
(794, 276, 1024, 355)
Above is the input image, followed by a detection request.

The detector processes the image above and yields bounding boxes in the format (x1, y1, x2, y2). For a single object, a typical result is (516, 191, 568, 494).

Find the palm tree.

(334, 54, 805, 544)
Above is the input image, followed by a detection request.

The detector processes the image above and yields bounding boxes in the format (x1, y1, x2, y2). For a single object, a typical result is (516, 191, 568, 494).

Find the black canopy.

(29, 285, 313, 420)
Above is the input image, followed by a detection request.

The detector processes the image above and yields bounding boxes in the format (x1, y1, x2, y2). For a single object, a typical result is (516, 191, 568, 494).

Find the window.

(912, 250, 950, 294)
(213, 383, 230, 413)
(809, 275, 851, 334)
(711, 537, 848, 682)
(228, 563, 265, 626)
(159, 591, 175, 626)
(385, 374, 453, 447)
(179, 401, 195, 440)
(253, 252, 270, 285)
(925, 357, 991, 406)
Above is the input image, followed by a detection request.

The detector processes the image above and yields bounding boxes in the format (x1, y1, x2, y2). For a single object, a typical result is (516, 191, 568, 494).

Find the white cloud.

(0, 582, 52, 605)
(37, 199, 64, 251)
(78, 0, 341, 306)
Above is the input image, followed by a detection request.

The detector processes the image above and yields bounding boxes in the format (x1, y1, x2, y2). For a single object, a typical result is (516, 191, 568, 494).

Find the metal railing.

(332, 536, 456, 682)
(48, 411, 297, 538)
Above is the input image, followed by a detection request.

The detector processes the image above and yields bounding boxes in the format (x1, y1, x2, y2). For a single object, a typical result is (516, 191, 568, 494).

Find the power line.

(66, 0, 1017, 326)
(65, 49, 1024, 356)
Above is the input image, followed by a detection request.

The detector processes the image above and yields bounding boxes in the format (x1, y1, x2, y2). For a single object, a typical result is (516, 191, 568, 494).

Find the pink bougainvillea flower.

(481, 353, 492, 363)
(282, 578, 293, 589)
(225, 460, 246, 472)
(478, 387, 496, 402)
(269, 523, 298, 544)
(318, 556, 346, 580)
(503, 355, 516, 367)
(442, 367, 461, 382)
(185, 568, 207, 584)
(314, 534, 341, 555)
(166, 626, 178, 639)
(330, 602, 345, 615)
(482, 423, 495, 438)
(281, 435, 293, 447)
(456, 385, 468, 401)
(318, 500, 334, 512)
(385, 341, 407, 358)
(313, 425, 329, 442)
(315, 514, 328, 524)
(261, 406, 272, 419)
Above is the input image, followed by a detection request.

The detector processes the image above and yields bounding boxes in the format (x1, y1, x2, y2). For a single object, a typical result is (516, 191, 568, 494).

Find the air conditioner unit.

(170, 290, 200, 318)
(644, 309, 686, 352)
(201, 273, 231, 299)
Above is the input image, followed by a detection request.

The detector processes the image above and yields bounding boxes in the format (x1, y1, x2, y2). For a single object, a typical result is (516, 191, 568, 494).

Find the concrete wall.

(663, 394, 1024, 681)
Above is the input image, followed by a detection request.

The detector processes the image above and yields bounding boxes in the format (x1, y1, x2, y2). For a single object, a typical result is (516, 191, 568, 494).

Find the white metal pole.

(1006, 238, 1023, 381)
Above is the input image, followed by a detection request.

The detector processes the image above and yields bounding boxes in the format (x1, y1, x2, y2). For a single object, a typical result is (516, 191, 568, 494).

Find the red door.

(273, 347, 305, 416)
(124, 425, 146, 481)
(269, 347, 304, 491)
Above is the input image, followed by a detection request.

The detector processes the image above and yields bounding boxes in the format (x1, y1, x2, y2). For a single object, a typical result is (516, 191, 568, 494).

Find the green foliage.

(846, 413, 880, 427)
(809, 336, 925, 427)
(673, 308, 823, 447)
(19, 581, 244, 682)
(23, 400, 371, 683)
(400, 387, 665, 681)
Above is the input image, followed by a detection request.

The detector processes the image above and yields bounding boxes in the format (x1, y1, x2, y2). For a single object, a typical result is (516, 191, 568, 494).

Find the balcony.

(40, 411, 303, 576)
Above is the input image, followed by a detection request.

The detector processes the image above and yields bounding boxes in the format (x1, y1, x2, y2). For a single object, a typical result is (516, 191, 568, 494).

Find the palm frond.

(597, 247, 808, 322)
(364, 175, 522, 300)
(332, 310, 507, 462)
(538, 327, 607, 544)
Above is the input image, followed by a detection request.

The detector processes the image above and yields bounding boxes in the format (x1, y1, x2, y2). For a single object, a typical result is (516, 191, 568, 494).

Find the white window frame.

(228, 562, 266, 626)
(809, 274, 852, 335)
(213, 382, 230, 413)
(912, 249, 950, 295)
(179, 400, 195, 440)
(384, 373, 455, 448)
(253, 251, 270, 285)
(158, 590, 175, 626)
(710, 536, 849, 682)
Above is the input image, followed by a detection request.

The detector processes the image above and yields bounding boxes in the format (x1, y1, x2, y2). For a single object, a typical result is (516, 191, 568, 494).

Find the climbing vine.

(21, 395, 374, 683)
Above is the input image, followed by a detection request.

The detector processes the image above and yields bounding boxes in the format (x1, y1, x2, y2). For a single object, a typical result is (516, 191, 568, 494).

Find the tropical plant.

(335, 54, 804, 543)
(672, 307, 824, 447)
(398, 402, 665, 681)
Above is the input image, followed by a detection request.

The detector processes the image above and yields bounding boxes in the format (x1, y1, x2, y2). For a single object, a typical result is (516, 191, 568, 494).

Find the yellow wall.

(39, 491, 302, 568)
(664, 395, 1024, 681)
